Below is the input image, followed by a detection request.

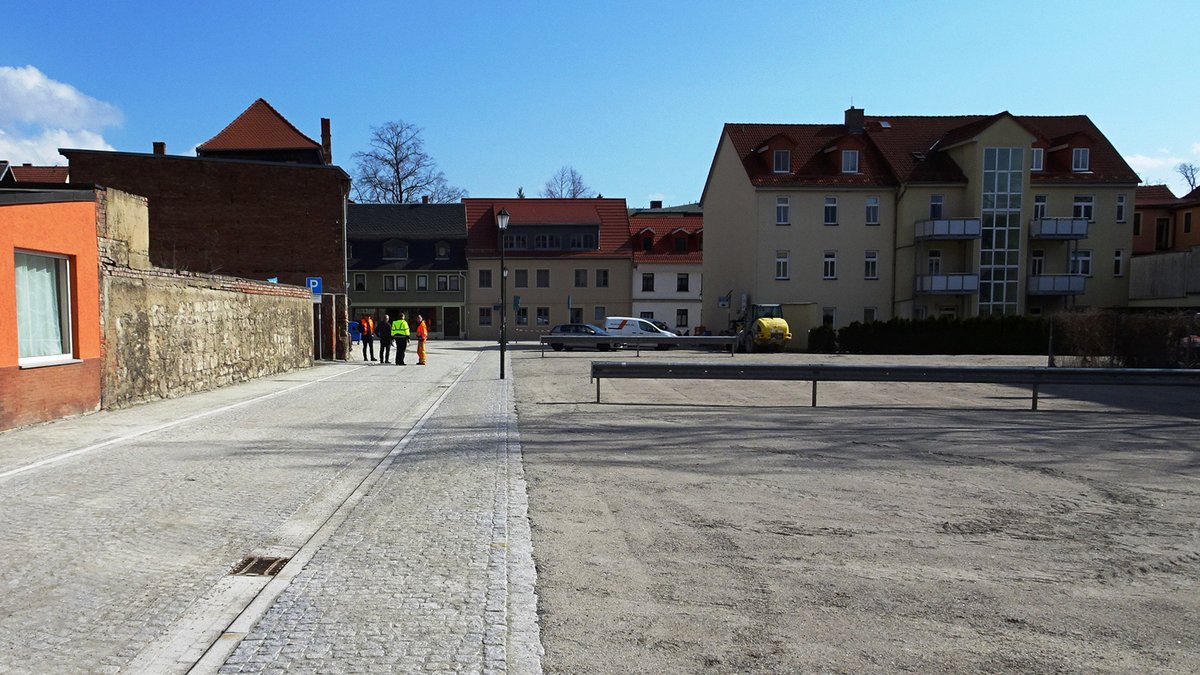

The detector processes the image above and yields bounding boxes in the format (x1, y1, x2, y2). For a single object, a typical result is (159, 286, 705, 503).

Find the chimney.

(845, 107, 865, 134)
(320, 118, 332, 165)
(650, 200, 663, 209)
(152, 142, 166, 155)
(422, 195, 430, 204)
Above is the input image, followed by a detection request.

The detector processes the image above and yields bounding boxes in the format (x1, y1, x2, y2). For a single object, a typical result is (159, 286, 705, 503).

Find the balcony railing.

(914, 218, 982, 240)
(915, 273, 979, 295)
(1027, 274, 1086, 295)
(1030, 217, 1089, 239)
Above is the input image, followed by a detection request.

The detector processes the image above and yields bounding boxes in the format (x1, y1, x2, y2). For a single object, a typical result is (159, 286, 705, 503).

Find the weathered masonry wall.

(98, 190, 313, 409)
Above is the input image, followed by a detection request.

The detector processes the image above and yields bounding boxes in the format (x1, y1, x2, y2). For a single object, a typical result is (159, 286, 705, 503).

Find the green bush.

(835, 315, 1049, 355)
(808, 324, 838, 352)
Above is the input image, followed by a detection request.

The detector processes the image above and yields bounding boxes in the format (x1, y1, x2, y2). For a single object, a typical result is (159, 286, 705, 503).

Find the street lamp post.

(497, 208, 510, 379)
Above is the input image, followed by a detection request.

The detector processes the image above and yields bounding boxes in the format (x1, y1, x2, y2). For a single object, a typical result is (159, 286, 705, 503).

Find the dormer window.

(674, 235, 687, 252)
(1072, 147, 1090, 172)
(642, 234, 653, 252)
(773, 150, 790, 173)
(382, 240, 408, 259)
(435, 241, 450, 259)
(1031, 148, 1044, 171)
(842, 150, 859, 174)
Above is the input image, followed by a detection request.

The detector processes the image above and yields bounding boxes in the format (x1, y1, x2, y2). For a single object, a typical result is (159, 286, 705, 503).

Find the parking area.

(512, 348, 1200, 674)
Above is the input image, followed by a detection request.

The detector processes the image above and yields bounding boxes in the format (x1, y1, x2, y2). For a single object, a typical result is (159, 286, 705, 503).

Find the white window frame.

(1116, 194, 1127, 223)
(536, 268, 550, 288)
(479, 307, 492, 326)
(865, 196, 879, 225)
(642, 272, 655, 292)
(479, 268, 492, 288)
(675, 308, 689, 328)
(353, 272, 366, 291)
(775, 250, 790, 280)
(929, 194, 944, 220)
(1031, 147, 1044, 172)
(436, 274, 449, 291)
(1033, 194, 1047, 220)
(773, 149, 790, 173)
(416, 274, 429, 291)
(536, 306, 550, 326)
(382, 241, 408, 260)
(863, 307, 878, 323)
(515, 307, 529, 326)
(595, 269, 609, 288)
(864, 250, 879, 280)
(823, 196, 838, 226)
(574, 268, 588, 288)
(383, 274, 407, 292)
(823, 251, 837, 280)
(822, 307, 836, 327)
(676, 273, 689, 293)
(776, 196, 790, 225)
(841, 150, 859, 174)
(1070, 250, 1093, 277)
(1031, 250, 1045, 276)
(15, 251, 74, 366)
(1113, 249, 1124, 277)
(927, 250, 942, 276)
(1072, 147, 1090, 172)
(1073, 195, 1094, 222)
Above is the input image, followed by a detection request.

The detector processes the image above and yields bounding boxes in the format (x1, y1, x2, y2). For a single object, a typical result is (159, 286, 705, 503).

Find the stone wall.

(98, 189, 314, 409)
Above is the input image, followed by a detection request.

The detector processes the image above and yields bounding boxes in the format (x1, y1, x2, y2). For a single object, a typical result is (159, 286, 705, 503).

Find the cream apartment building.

(701, 108, 1139, 331)
(628, 204, 703, 333)
(463, 198, 633, 340)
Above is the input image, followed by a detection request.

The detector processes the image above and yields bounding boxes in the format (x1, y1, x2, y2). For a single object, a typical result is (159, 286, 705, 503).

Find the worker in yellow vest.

(391, 312, 411, 365)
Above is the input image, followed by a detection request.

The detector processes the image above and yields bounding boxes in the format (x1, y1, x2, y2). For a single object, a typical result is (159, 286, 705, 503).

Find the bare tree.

(516, 186, 526, 198)
(1177, 162, 1199, 191)
(351, 121, 466, 204)
(540, 166, 594, 198)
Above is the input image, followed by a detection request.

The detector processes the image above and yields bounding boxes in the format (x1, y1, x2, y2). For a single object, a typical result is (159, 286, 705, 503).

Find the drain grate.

(230, 556, 290, 577)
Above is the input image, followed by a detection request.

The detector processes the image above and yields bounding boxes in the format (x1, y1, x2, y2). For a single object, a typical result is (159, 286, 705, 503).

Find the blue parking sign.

(306, 277, 323, 295)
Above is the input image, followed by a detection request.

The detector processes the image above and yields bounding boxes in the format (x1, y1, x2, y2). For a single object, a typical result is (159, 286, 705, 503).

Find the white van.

(604, 316, 677, 349)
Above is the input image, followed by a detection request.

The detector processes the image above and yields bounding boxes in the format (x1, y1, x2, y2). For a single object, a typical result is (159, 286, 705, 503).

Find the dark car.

(546, 323, 615, 351)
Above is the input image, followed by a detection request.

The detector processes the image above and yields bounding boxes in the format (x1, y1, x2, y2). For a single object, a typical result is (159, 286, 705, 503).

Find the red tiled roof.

(628, 213, 703, 263)
(722, 112, 1138, 189)
(1136, 184, 1180, 207)
(10, 164, 69, 182)
(196, 98, 320, 152)
(463, 198, 632, 258)
(1184, 185, 1200, 202)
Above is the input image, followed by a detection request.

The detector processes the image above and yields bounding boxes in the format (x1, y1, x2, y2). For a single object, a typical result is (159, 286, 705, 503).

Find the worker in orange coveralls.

(415, 314, 429, 365)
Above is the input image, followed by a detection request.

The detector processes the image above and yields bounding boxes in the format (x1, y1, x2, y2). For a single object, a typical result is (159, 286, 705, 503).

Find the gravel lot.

(512, 347, 1200, 674)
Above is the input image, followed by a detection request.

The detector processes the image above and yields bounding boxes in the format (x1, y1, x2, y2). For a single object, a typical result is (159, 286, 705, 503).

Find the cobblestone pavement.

(213, 352, 541, 674)
(0, 341, 541, 674)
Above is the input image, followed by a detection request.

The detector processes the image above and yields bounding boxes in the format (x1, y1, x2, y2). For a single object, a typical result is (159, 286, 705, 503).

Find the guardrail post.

(1031, 383, 1038, 411)
(596, 376, 601, 403)
(811, 380, 817, 407)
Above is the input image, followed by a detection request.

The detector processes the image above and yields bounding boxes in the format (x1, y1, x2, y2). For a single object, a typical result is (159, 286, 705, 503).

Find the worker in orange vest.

(360, 314, 375, 362)
(415, 314, 429, 365)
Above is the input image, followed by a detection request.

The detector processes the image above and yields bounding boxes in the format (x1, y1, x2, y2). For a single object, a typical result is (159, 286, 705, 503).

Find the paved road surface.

(0, 341, 540, 674)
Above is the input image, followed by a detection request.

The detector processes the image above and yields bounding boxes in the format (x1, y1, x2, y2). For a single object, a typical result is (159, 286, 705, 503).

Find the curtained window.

(15, 251, 72, 364)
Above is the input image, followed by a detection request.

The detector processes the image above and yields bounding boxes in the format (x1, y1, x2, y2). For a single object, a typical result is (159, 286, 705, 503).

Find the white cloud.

(1124, 153, 1185, 176)
(0, 65, 120, 165)
(0, 65, 121, 128)
(0, 127, 114, 165)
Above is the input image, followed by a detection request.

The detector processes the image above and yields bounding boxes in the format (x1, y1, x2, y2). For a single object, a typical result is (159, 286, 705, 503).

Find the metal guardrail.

(589, 362, 1200, 409)
(539, 335, 737, 357)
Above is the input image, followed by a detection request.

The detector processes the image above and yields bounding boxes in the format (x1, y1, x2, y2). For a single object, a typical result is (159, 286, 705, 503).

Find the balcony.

(915, 274, 979, 295)
(1030, 217, 1088, 239)
(914, 218, 982, 240)
(1027, 274, 1086, 295)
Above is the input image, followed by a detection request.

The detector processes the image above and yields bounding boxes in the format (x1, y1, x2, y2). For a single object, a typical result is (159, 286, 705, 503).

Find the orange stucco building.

(0, 190, 102, 430)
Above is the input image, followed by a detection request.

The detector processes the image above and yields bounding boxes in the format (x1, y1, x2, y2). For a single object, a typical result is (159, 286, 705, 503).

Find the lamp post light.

(497, 208, 510, 379)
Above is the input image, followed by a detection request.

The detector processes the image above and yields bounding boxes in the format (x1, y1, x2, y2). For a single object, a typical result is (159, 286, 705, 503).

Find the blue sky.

(4, 0, 1198, 205)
